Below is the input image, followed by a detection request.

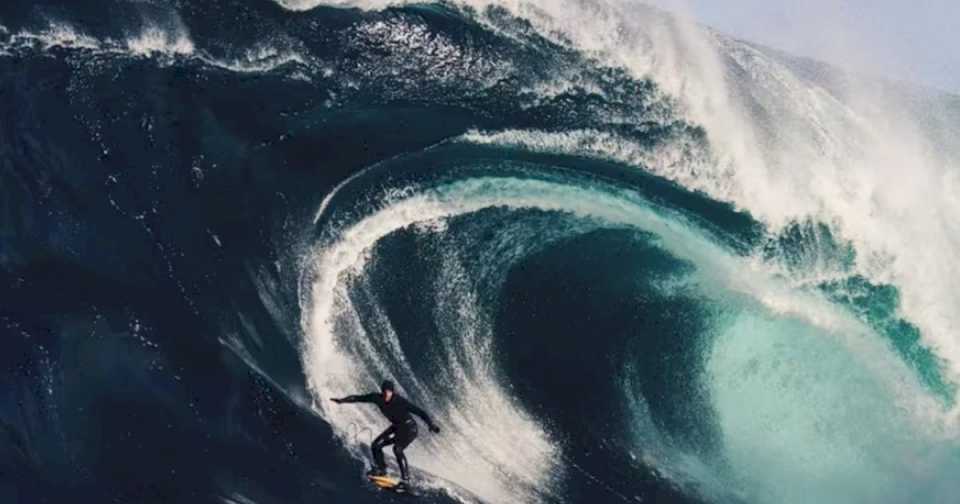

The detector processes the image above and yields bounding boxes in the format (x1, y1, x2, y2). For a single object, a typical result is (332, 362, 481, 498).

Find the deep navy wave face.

(4, 1, 960, 504)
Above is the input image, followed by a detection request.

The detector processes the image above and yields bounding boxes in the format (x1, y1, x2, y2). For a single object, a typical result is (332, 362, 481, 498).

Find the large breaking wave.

(3, 1, 960, 503)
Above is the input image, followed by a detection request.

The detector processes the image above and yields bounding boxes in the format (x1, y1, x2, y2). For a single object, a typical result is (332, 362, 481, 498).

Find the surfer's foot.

(366, 468, 387, 477)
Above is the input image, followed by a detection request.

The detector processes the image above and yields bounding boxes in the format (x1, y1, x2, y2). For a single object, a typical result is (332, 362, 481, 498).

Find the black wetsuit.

(338, 393, 437, 481)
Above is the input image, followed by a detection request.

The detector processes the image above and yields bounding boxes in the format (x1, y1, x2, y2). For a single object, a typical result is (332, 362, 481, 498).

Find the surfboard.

(367, 474, 417, 496)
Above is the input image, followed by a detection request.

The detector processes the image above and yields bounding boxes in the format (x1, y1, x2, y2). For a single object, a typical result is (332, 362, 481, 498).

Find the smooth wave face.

(3, 1, 960, 503)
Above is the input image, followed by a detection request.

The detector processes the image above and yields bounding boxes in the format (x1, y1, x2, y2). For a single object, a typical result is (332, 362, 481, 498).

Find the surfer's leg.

(370, 425, 397, 474)
(393, 421, 418, 481)
(394, 445, 409, 482)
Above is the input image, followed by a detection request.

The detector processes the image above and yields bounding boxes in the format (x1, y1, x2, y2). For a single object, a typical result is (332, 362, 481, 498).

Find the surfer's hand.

(331, 397, 343, 404)
(429, 424, 440, 434)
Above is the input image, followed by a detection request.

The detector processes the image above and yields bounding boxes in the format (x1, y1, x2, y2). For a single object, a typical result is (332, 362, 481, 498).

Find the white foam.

(201, 45, 309, 74)
(126, 25, 195, 57)
(0, 21, 313, 77)
(7, 22, 103, 51)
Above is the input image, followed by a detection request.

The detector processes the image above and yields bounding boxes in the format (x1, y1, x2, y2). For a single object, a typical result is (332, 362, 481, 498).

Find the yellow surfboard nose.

(367, 474, 401, 488)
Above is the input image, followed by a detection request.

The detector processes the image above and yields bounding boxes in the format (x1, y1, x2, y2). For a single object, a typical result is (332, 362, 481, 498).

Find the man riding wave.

(332, 380, 441, 486)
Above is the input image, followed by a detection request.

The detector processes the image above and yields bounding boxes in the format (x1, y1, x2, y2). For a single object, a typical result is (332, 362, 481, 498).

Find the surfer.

(332, 380, 441, 485)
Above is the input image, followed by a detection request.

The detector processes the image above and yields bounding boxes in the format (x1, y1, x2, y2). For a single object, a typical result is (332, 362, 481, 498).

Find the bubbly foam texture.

(459, 128, 716, 195)
(708, 310, 960, 503)
(6, 22, 104, 51)
(205, 44, 310, 74)
(125, 26, 195, 57)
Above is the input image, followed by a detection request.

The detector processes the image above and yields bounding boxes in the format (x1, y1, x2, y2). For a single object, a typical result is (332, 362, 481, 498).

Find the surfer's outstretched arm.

(407, 401, 441, 433)
(332, 393, 378, 404)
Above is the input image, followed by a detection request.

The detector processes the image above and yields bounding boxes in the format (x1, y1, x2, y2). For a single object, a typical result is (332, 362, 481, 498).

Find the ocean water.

(3, 1, 960, 503)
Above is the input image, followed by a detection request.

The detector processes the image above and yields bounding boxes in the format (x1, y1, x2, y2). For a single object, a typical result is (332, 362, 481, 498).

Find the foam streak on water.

(0, 21, 312, 76)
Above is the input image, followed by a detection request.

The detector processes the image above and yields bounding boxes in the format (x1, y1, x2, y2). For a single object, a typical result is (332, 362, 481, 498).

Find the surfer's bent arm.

(408, 402, 440, 432)
(333, 393, 378, 404)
